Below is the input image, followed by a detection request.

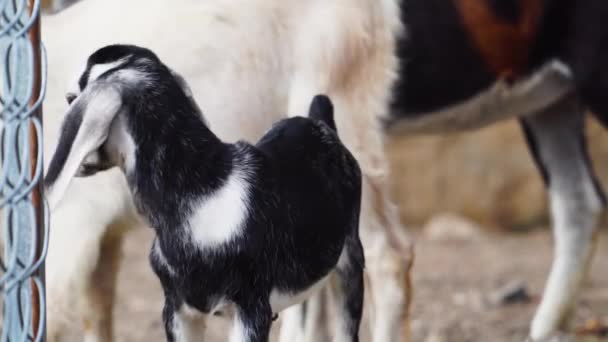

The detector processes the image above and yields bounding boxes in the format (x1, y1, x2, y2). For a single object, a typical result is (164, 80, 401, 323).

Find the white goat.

(42, 0, 411, 341)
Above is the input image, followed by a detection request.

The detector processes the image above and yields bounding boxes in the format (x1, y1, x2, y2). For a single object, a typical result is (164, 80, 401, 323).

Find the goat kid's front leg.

(163, 300, 208, 342)
(230, 300, 273, 342)
(230, 298, 272, 342)
(521, 95, 606, 341)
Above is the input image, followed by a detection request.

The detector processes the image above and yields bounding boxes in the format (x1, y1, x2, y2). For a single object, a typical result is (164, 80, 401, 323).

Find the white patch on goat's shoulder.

(87, 57, 130, 84)
(187, 168, 250, 249)
(269, 275, 330, 314)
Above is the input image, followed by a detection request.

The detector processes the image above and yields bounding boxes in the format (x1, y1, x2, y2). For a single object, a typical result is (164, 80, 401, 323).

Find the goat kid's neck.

(124, 108, 235, 230)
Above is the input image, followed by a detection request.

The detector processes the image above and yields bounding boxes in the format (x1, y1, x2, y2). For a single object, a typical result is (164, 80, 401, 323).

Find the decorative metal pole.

(27, 0, 44, 339)
(0, 0, 48, 340)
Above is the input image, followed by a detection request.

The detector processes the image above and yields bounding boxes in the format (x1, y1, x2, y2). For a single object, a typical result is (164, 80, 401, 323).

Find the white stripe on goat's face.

(86, 57, 130, 86)
(187, 167, 250, 249)
(64, 57, 130, 105)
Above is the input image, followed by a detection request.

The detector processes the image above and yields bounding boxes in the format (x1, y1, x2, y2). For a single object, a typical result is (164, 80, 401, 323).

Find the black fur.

(391, 0, 496, 116)
(309, 94, 337, 131)
(487, 0, 521, 24)
(559, 0, 608, 127)
(520, 119, 550, 186)
(59, 45, 364, 342)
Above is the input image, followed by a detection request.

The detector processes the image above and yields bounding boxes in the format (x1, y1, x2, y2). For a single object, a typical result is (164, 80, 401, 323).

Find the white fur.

(530, 189, 601, 340)
(87, 58, 130, 85)
(229, 314, 250, 342)
(187, 168, 250, 250)
(45, 169, 141, 342)
(114, 69, 152, 87)
(106, 113, 137, 174)
(173, 305, 208, 342)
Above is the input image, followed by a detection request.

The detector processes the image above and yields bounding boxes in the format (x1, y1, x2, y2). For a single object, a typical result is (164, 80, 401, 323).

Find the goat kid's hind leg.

(521, 95, 606, 341)
(331, 234, 365, 342)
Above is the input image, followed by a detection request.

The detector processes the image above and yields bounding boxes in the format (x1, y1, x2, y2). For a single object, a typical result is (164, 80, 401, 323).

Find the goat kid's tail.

(309, 94, 337, 131)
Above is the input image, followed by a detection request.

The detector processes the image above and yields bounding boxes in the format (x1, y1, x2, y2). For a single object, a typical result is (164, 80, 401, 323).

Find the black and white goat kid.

(44, 45, 364, 342)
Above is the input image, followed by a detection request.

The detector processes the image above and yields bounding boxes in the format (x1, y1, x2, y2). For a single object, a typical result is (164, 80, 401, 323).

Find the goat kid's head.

(45, 44, 201, 209)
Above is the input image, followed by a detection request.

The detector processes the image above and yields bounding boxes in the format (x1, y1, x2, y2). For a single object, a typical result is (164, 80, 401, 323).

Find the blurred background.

(386, 119, 608, 341)
(39, 0, 608, 341)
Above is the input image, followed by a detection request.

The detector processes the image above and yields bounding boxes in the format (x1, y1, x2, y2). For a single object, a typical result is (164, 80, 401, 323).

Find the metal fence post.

(0, 0, 48, 341)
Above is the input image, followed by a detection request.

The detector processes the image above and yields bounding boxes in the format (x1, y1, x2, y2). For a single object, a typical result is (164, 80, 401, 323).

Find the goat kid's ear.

(308, 94, 336, 131)
(44, 83, 122, 210)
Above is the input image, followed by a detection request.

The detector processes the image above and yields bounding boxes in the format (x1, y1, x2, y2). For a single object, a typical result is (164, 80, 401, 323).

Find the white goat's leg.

(360, 175, 413, 342)
(82, 226, 125, 342)
(46, 223, 123, 342)
(46, 172, 138, 342)
(521, 95, 606, 341)
(46, 212, 114, 341)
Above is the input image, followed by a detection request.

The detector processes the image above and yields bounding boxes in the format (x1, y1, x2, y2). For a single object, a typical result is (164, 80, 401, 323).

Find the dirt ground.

(79, 227, 608, 342)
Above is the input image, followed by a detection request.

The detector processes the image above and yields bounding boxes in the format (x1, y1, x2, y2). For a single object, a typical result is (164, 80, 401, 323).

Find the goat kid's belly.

(150, 238, 339, 314)
(169, 276, 331, 321)
(181, 275, 331, 316)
